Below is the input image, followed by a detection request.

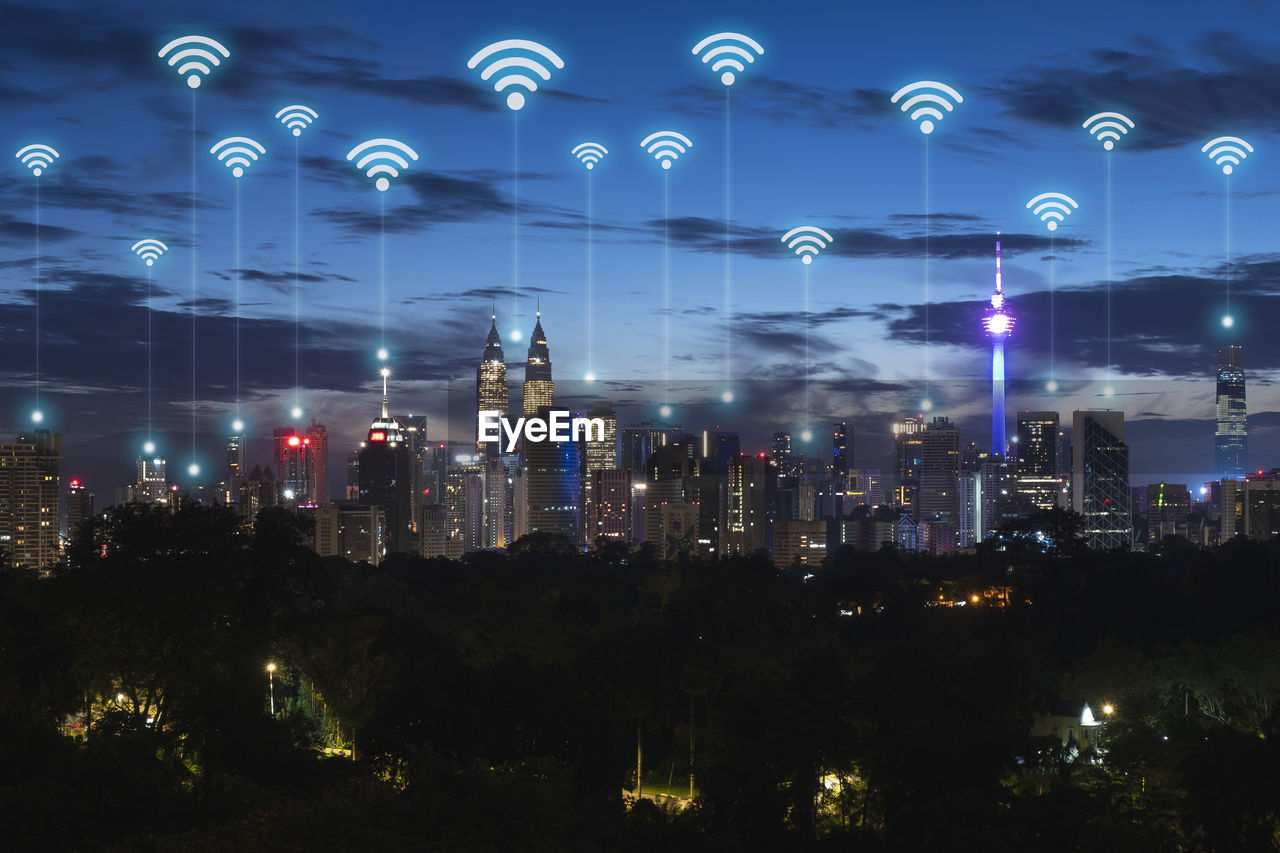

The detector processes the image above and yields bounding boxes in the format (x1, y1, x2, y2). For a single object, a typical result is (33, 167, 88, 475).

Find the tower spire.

(995, 231, 1002, 295)
(379, 367, 390, 419)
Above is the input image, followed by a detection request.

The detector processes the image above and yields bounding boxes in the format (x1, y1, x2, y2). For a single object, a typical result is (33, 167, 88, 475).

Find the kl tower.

(983, 237, 1014, 455)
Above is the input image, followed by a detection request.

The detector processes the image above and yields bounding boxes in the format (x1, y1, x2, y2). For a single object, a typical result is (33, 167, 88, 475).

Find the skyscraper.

(919, 416, 960, 525)
(1015, 411, 1061, 512)
(66, 476, 94, 541)
(983, 239, 1014, 456)
(581, 400, 618, 543)
(1214, 345, 1246, 481)
(522, 310, 553, 418)
(0, 430, 61, 570)
(477, 310, 509, 455)
(225, 431, 246, 504)
(134, 456, 168, 504)
(306, 420, 329, 503)
(892, 416, 924, 515)
(273, 427, 315, 505)
(832, 422, 850, 477)
(357, 369, 412, 554)
(1072, 410, 1132, 550)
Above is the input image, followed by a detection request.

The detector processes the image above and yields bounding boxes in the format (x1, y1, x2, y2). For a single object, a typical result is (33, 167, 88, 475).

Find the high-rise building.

(522, 310, 554, 418)
(0, 430, 61, 570)
(357, 369, 412, 554)
(919, 416, 960, 528)
(306, 420, 329, 503)
(134, 456, 169, 505)
(393, 414, 427, 539)
(984, 239, 1014, 455)
(483, 456, 508, 548)
(1072, 410, 1132, 550)
(1015, 411, 1061, 513)
(273, 427, 315, 505)
(892, 416, 924, 515)
(313, 503, 384, 565)
(581, 400, 618, 543)
(771, 432, 797, 481)
(65, 476, 94, 542)
(957, 471, 981, 547)
(1215, 345, 1247, 481)
(620, 422, 683, 472)
(1241, 477, 1280, 540)
(591, 468, 633, 543)
(477, 311, 509, 456)
(1147, 483, 1190, 543)
(773, 519, 826, 568)
(524, 418, 580, 541)
(727, 452, 773, 555)
(225, 432, 246, 504)
(832, 422, 850, 477)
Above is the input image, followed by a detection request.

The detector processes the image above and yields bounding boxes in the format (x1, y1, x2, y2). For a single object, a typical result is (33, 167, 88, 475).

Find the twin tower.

(477, 310, 554, 443)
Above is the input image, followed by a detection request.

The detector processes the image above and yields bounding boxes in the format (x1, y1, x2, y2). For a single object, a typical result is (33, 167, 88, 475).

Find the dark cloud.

(666, 77, 889, 129)
(0, 215, 80, 244)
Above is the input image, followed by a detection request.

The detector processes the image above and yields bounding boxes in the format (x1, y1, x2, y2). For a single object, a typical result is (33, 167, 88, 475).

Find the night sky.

(4, 0, 1280, 495)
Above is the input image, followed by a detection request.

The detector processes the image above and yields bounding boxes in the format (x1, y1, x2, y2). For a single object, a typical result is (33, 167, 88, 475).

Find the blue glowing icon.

(210, 137, 266, 178)
(467, 39, 565, 111)
(890, 81, 963, 134)
(1202, 136, 1253, 175)
(781, 226, 834, 265)
(346, 138, 419, 192)
(640, 131, 693, 170)
(275, 104, 318, 137)
(157, 35, 230, 89)
(15, 144, 59, 177)
(572, 141, 608, 170)
(131, 239, 168, 267)
(1083, 112, 1134, 150)
(1026, 192, 1079, 231)
(691, 32, 764, 86)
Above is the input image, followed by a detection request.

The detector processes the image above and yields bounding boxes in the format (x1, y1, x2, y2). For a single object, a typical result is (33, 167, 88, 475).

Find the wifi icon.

(781, 226, 834, 265)
(131, 239, 168, 267)
(210, 137, 266, 178)
(467, 39, 565, 111)
(276, 105, 318, 137)
(691, 32, 764, 87)
(641, 131, 692, 170)
(890, 81, 964, 134)
(1202, 136, 1253, 175)
(15, 144, 59, 177)
(346, 138, 419, 191)
(157, 35, 230, 89)
(572, 142, 608, 170)
(1082, 112, 1134, 150)
(1026, 192, 1079, 231)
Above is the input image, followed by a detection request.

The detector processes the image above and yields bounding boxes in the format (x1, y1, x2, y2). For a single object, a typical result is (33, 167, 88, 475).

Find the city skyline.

(6, 0, 1280, 492)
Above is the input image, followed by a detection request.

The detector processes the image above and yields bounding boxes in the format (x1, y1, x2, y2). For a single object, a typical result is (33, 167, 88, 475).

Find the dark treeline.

(1, 505, 1279, 850)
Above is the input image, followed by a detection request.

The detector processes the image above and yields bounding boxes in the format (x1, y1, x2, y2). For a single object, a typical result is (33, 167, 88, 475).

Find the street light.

(267, 662, 277, 716)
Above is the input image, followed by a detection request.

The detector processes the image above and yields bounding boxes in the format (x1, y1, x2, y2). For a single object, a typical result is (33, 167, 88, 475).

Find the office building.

(832, 422, 850, 477)
(591, 468, 632, 543)
(1015, 411, 1061, 513)
(274, 427, 315, 505)
(357, 369, 412, 554)
(0, 430, 61, 570)
(313, 503, 384, 565)
(892, 416, 924, 515)
(1214, 345, 1247, 481)
(1242, 477, 1280, 540)
(477, 311, 509, 456)
(521, 310, 554, 418)
(306, 420, 329, 503)
(1146, 483, 1190, 543)
(773, 519, 827, 569)
(581, 400, 618, 543)
(134, 456, 169, 505)
(66, 476, 94, 541)
(1072, 410, 1132, 550)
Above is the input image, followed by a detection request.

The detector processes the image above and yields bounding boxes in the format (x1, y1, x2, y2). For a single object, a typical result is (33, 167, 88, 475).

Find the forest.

(1, 504, 1278, 851)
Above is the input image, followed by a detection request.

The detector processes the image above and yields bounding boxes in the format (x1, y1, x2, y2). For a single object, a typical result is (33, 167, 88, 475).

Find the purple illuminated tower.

(983, 238, 1014, 455)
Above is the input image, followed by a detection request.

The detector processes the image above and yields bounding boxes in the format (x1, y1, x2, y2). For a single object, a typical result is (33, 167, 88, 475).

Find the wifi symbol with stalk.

(1026, 192, 1079, 231)
(15, 144, 59, 177)
(157, 35, 230, 89)
(1083, 112, 1134, 150)
(467, 39, 565, 111)
(781, 226, 834, 265)
(572, 142, 607, 170)
(641, 131, 693, 170)
(346, 138, 419, 191)
(1202, 136, 1253, 175)
(691, 32, 764, 86)
(891, 81, 964, 134)
(131, 239, 168, 267)
(210, 137, 266, 178)
(276, 104, 318, 137)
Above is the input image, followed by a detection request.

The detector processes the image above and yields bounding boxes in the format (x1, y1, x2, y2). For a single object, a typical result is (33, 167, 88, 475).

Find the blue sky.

(5, 0, 1280, 493)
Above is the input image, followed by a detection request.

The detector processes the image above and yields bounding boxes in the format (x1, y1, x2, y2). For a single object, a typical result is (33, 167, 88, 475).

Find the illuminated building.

(1214, 345, 1247, 480)
(832, 422, 850, 477)
(581, 400, 618, 543)
(1146, 482, 1190, 543)
(773, 519, 826, 568)
(771, 432, 797, 481)
(983, 239, 1014, 455)
(477, 310, 509, 455)
(523, 412, 580, 542)
(591, 468, 632, 542)
(685, 474, 725, 556)
(484, 456, 508, 548)
(225, 431, 246, 504)
(521, 310, 553, 418)
(957, 471, 980, 547)
(892, 416, 924, 515)
(727, 452, 772, 555)
(313, 503, 384, 565)
(1242, 477, 1280, 540)
(1072, 410, 1132, 550)
(620, 422, 682, 472)
(357, 370, 411, 554)
(273, 427, 314, 506)
(1015, 411, 1061, 512)
(920, 416, 960, 530)
(134, 456, 168, 505)
(66, 476, 93, 541)
(0, 430, 61, 570)
(306, 420, 329, 503)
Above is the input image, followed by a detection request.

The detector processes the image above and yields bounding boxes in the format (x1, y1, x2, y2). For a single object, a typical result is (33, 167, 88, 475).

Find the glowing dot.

(232, 419, 244, 432)
(292, 128, 301, 137)
(585, 162, 594, 170)
(721, 390, 734, 404)
(1222, 314, 1235, 328)
(659, 405, 672, 418)
(146, 258, 154, 267)
(1223, 164, 1233, 175)
(1104, 140, 1114, 151)
(31, 410, 43, 423)
(584, 372, 595, 382)
(920, 120, 934, 134)
(291, 406, 303, 419)
(188, 463, 200, 476)
(377, 347, 389, 361)
(506, 91, 525, 111)
(1046, 380, 1059, 393)
(920, 398, 933, 412)
(232, 166, 244, 178)
(800, 429, 813, 442)
(187, 75, 201, 88)
(1103, 385, 1115, 397)
(510, 329, 522, 342)
(33, 167, 42, 177)
(802, 255, 812, 265)
(1047, 220, 1058, 232)
(661, 159, 672, 170)
(721, 71, 735, 86)
(375, 177, 390, 192)
(143, 441, 156, 454)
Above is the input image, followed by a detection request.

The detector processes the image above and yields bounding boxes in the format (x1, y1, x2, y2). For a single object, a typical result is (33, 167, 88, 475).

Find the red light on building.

(370, 431, 386, 442)
(288, 436, 301, 447)
(421, 488, 431, 495)
(70, 478, 81, 487)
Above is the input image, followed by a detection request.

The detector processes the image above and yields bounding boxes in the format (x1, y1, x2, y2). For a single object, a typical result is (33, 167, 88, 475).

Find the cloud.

(665, 77, 890, 129)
